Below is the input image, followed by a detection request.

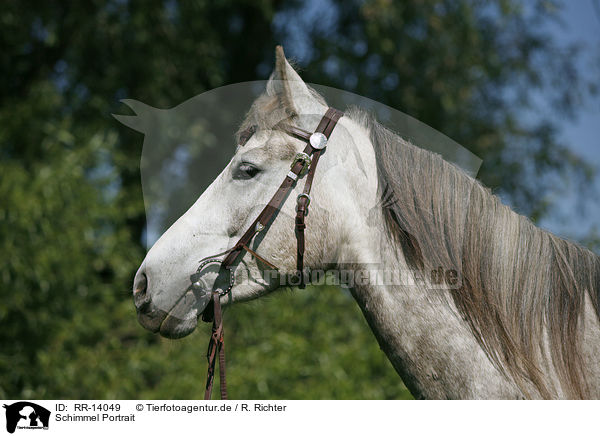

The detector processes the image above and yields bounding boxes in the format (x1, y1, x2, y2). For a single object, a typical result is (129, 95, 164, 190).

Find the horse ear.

(266, 46, 323, 116)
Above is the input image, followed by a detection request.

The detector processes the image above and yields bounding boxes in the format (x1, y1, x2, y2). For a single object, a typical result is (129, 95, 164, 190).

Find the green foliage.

(0, 81, 143, 397)
(0, 0, 595, 399)
(225, 287, 411, 399)
(23, 287, 409, 399)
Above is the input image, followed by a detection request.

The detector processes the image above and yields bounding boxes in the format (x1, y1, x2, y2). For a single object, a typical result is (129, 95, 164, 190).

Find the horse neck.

(335, 176, 523, 400)
(330, 117, 600, 398)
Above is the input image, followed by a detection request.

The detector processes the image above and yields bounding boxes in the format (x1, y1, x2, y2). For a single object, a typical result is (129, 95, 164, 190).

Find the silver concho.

(309, 132, 327, 150)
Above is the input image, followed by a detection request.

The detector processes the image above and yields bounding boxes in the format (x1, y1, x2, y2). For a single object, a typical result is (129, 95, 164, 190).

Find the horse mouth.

(158, 312, 198, 339)
(137, 288, 207, 339)
(135, 264, 217, 338)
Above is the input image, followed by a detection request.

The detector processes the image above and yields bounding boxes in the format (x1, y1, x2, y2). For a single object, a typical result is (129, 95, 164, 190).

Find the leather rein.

(196, 108, 344, 400)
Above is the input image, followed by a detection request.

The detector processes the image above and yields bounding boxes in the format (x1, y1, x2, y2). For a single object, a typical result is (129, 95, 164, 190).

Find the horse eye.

(234, 163, 261, 180)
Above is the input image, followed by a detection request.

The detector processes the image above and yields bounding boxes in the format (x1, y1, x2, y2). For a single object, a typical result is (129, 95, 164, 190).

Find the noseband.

(196, 107, 344, 399)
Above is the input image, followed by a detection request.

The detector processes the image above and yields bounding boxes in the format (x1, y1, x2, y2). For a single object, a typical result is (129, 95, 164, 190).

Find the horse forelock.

(346, 106, 600, 399)
(235, 85, 328, 148)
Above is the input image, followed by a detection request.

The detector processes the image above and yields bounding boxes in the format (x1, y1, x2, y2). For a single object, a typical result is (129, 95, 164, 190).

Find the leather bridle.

(195, 107, 344, 400)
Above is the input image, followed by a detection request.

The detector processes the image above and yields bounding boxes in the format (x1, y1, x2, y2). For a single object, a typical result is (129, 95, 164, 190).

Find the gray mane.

(347, 107, 600, 399)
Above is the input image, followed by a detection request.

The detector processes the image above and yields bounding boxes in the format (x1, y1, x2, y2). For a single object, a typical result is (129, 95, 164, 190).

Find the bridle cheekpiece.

(197, 107, 344, 400)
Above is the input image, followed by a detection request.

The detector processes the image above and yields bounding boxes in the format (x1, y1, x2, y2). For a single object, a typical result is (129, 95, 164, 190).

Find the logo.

(2, 402, 50, 434)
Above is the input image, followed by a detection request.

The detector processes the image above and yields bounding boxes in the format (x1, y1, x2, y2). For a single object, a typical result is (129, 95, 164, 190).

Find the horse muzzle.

(132, 269, 206, 339)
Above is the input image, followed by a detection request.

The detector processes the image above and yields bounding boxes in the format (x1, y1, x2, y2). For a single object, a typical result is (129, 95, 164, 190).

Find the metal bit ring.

(193, 259, 235, 296)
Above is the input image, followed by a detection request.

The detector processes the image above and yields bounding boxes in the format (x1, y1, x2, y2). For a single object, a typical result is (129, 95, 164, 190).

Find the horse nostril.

(133, 271, 148, 298)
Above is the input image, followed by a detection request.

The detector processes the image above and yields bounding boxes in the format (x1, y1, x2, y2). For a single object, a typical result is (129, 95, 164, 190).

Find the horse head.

(129, 47, 373, 339)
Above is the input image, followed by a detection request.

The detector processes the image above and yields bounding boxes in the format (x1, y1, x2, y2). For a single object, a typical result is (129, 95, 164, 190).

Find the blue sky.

(539, 1, 600, 240)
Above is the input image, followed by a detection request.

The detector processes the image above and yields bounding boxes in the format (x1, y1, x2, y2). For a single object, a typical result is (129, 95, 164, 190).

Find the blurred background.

(1, 0, 599, 400)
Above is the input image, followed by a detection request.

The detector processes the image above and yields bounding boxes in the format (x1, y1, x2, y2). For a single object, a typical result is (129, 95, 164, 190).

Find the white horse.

(132, 47, 600, 399)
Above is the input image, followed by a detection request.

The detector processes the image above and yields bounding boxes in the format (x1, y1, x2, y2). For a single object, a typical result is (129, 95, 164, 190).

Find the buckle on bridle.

(296, 193, 311, 216)
(291, 152, 311, 177)
(297, 193, 311, 208)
